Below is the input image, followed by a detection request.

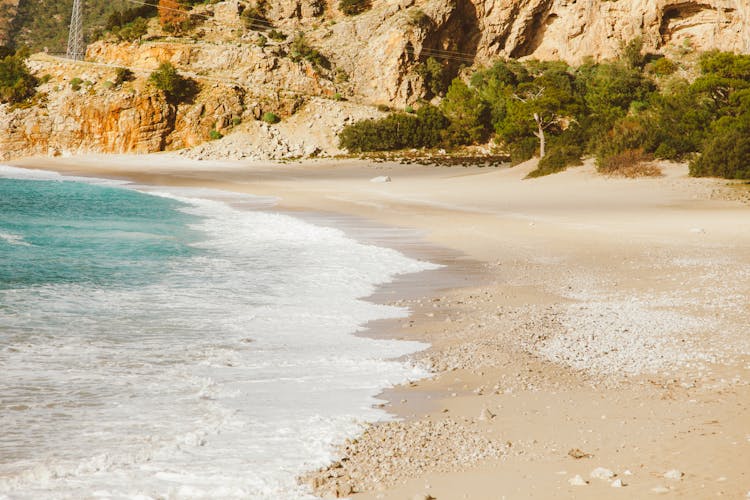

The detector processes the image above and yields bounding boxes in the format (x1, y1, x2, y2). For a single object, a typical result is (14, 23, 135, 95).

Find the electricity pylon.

(66, 0, 85, 60)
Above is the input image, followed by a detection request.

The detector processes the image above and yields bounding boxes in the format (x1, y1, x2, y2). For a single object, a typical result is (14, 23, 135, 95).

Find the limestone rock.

(569, 474, 588, 486)
(590, 467, 615, 480)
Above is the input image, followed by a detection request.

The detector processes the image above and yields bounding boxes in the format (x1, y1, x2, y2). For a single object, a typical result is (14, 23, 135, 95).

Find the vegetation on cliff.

(0, 47, 35, 104)
(341, 45, 750, 180)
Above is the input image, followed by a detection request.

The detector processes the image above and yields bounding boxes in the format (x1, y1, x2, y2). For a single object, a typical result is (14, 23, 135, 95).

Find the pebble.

(370, 176, 392, 183)
(651, 486, 670, 494)
(568, 474, 588, 486)
(411, 495, 435, 500)
(590, 467, 615, 480)
(663, 469, 684, 480)
(611, 478, 625, 488)
(478, 408, 495, 421)
(622, 469, 633, 476)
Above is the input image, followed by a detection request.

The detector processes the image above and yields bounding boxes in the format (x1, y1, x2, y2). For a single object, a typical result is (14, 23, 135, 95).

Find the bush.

(106, 5, 157, 31)
(262, 112, 280, 124)
(598, 149, 660, 177)
(268, 29, 287, 41)
(508, 137, 538, 165)
(242, 5, 268, 31)
(416, 56, 450, 97)
(527, 144, 584, 178)
(339, 104, 448, 152)
(339, 0, 371, 16)
(114, 67, 134, 86)
(690, 116, 750, 179)
(0, 51, 37, 104)
(112, 17, 149, 41)
(648, 57, 678, 77)
(289, 33, 330, 70)
(209, 129, 223, 140)
(70, 77, 84, 91)
(148, 62, 198, 103)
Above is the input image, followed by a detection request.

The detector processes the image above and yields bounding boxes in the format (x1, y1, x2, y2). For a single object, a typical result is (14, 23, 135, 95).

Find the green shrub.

(262, 112, 280, 124)
(527, 144, 584, 178)
(0, 51, 37, 104)
(648, 57, 678, 77)
(148, 62, 198, 103)
(112, 17, 149, 41)
(416, 56, 450, 97)
(339, 104, 448, 152)
(242, 6, 268, 31)
(268, 30, 287, 41)
(232, 117, 242, 126)
(209, 129, 223, 140)
(339, 0, 371, 16)
(289, 33, 330, 70)
(690, 114, 750, 179)
(333, 92, 343, 101)
(509, 137, 538, 165)
(70, 77, 84, 91)
(114, 67, 134, 86)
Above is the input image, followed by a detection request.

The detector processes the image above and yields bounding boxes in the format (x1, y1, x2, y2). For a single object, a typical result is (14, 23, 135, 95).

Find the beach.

(10, 154, 750, 499)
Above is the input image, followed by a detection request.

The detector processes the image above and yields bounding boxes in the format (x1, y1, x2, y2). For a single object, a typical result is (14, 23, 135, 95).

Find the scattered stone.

(568, 474, 588, 486)
(622, 470, 633, 476)
(663, 469, 684, 480)
(590, 467, 615, 480)
(568, 448, 592, 459)
(651, 486, 670, 494)
(478, 408, 495, 421)
(611, 478, 625, 488)
(370, 176, 392, 183)
(411, 494, 435, 500)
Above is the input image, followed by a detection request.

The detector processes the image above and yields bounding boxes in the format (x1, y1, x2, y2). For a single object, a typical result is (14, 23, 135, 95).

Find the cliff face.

(0, 58, 245, 160)
(1, 0, 749, 161)
(309, 0, 750, 105)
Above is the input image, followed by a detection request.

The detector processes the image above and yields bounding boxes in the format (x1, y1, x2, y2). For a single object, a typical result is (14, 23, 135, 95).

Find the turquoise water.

(0, 178, 201, 288)
(0, 166, 434, 499)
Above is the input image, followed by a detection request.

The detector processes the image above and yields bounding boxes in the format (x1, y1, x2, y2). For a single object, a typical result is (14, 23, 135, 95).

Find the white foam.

(0, 231, 31, 246)
(0, 164, 128, 186)
(0, 184, 439, 499)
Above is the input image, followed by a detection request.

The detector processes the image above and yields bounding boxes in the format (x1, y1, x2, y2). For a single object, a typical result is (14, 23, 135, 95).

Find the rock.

(651, 486, 671, 494)
(623, 470, 633, 476)
(370, 176, 392, 183)
(478, 408, 495, 421)
(663, 469, 684, 480)
(567, 448, 592, 460)
(590, 467, 615, 480)
(611, 478, 625, 488)
(568, 474, 588, 486)
(412, 494, 435, 500)
(336, 481, 353, 497)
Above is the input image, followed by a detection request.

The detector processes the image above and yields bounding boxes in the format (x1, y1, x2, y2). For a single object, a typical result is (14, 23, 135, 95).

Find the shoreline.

(8, 154, 750, 499)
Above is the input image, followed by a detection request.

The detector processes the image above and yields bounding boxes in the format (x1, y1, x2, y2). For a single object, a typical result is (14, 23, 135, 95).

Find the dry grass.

(598, 149, 662, 178)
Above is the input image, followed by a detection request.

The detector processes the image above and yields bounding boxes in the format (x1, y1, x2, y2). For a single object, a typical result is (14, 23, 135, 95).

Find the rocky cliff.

(1, 0, 749, 161)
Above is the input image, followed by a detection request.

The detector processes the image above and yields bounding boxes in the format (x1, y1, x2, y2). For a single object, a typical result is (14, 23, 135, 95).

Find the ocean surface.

(0, 165, 436, 499)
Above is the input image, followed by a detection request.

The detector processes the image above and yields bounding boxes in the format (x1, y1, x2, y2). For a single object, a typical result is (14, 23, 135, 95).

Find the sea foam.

(0, 167, 437, 499)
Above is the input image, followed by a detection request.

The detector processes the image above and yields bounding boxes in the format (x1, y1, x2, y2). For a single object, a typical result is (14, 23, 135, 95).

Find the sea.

(0, 165, 437, 499)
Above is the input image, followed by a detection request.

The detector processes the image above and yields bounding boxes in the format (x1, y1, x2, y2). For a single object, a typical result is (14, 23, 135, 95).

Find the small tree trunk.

(533, 112, 546, 158)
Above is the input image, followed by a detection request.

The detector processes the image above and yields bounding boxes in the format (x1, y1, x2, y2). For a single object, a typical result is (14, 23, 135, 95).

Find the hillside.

(1, 0, 750, 161)
(0, 0, 136, 53)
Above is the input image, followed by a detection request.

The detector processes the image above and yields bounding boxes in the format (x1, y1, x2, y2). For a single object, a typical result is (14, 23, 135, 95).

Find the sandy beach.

(11, 154, 750, 499)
